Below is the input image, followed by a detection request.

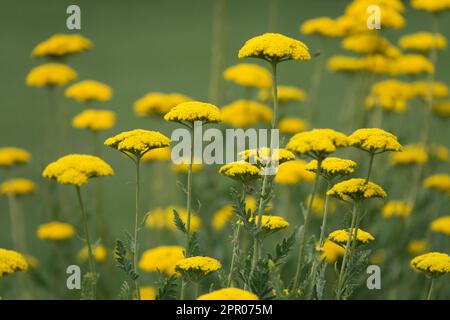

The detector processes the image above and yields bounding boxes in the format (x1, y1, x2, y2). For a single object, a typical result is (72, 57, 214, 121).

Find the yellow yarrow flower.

(164, 101, 221, 123)
(286, 129, 348, 159)
(78, 245, 108, 262)
(399, 32, 447, 52)
(223, 63, 272, 89)
(0, 248, 28, 276)
(366, 79, 417, 113)
(278, 117, 308, 135)
(410, 0, 450, 13)
(300, 17, 346, 38)
(430, 145, 449, 162)
(37, 222, 76, 240)
(381, 201, 412, 218)
(0, 147, 31, 167)
(1, 178, 36, 196)
(139, 287, 157, 300)
(423, 174, 450, 195)
(391, 144, 428, 165)
(414, 81, 449, 101)
(407, 240, 429, 255)
(320, 239, 345, 263)
(240, 147, 295, 168)
(175, 256, 222, 279)
(197, 288, 258, 300)
(26, 63, 77, 87)
(72, 109, 116, 131)
(145, 206, 201, 233)
(171, 157, 203, 173)
(430, 216, 450, 236)
(134, 92, 192, 117)
(327, 55, 367, 73)
(219, 162, 261, 182)
(433, 101, 450, 118)
(342, 33, 400, 57)
(307, 194, 337, 217)
(348, 128, 402, 154)
(328, 228, 375, 247)
(32, 34, 92, 58)
(275, 160, 315, 185)
(141, 147, 171, 162)
(221, 100, 272, 128)
(259, 86, 306, 103)
(139, 246, 185, 276)
(306, 157, 357, 178)
(211, 205, 234, 231)
(344, 0, 405, 30)
(247, 215, 289, 232)
(391, 54, 434, 75)
(65, 80, 112, 103)
(327, 178, 387, 201)
(410, 252, 450, 275)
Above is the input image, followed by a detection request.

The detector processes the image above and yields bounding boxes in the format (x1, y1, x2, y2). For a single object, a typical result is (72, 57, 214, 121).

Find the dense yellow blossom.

(342, 33, 400, 57)
(306, 157, 356, 178)
(278, 117, 308, 134)
(366, 79, 417, 112)
(328, 228, 375, 246)
(26, 63, 77, 87)
(327, 56, 367, 73)
(423, 174, 450, 195)
(145, 206, 201, 233)
(327, 178, 387, 201)
(134, 92, 192, 117)
(141, 147, 171, 162)
(32, 34, 92, 58)
(0, 147, 31, 167)
(240, 147, 295, 167)
(140, 287, 157, 300)
(286, 129, 348, 158)
(65, 80, 112, 103)
(433, 101, 450, 118)
(238, 33, 311, 62)
(382, 201, 412, 218)
(399, 32, 447, 52)
(348, 128, 402, 153)
(78, 245, 107, 262)
(164, 101, 221, 123)
(320, 239, 345, 263)
(105, 129, 171, 157)
(407, 240, 429, 255)
(219, 162, 261, 182)
(410, 0, 450, 13)
(221, 100, 272, 128)
(344, 0, 405, 30)
(274, 160, 315, 185)
(72, 109, 116, 131)
(223, 63, 271, 89)
(43, 154, 113, 186)
(37, 222, 76, 240)
(414, 81, 449, 101)
(391, 54, 434, 75)
(1, 178, 36, 196)
(308, 194, 337, 217)
(391, 144, 428, 165)
(0, 248, 28, 276)
(211, 198, 266, 231)
(171, 158, 203, 173)
(175, 256, 221, 276)
(430, 216, 450, 236)
(248, 215, 289, 231)
(197, 288, 258, 300)
(300, 17, 346, 38)
(410, 252, 450, 275)
(139, 246, 184, 276)
(259, 86, 306, 103)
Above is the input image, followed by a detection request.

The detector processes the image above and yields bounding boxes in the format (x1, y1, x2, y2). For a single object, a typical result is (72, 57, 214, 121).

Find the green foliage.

(81, 272, 97, 300)
(340, 249, 371, 300)
(268, 228, 297, 266)
(249, 258, 275, 300)
(118, 281, 131, 300)
(156, 275, 178, 300)
(114, 239, 139, 281)
(187, 231, 201, 257)
(173, 208, 187, 234)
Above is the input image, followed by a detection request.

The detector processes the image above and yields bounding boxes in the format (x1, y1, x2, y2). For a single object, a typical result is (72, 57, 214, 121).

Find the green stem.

(365, 153, 375, 183)
(426, 278, 435, 300)
(318, 181, 332, 247)
(134, 157, 141, 300)
(307, 37, 326, 123)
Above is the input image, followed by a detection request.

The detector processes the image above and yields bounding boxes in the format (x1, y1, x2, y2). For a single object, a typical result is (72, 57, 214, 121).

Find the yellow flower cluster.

(134, 92, 192, 117)
(286, 129, 348, 158)
(0, 178, 36, 196)
(0, 147, 31, 167)
(391, 144, 428, 165)
(164, 101, 221, 123)
(410, 252, 450, 275)
(240, 147, 295, 167)
(366, 79, 417, 113)
(197, 288, 258, 300)
(423, 174, 450, 195)
(259, 86, 306, 103)
(43, 154, 114, 186)
(78, 245, 108, 262)
(175, 256, 222, 276)
(433, 101, 450, 118)
(320, 239, 345, 263)
(414, 81, 449, 100)
(381, 201, 412, 219)
(219, 162, 261, 182)
(105, 129, 171, 157)
(411, 0, 450, 13)
(138, 245, 184, 276)
(211, 197, 263, 230)
(327, 56, 367, 73)
(26, 63, 77, 87)
(407, 240, 429, 255)
(328, 228, 375, 246)
(32, 34, 92, 58)
(223, 63, 272, 89)
(238, 33, 311, 62)
(65, 80, 112, 103)
(327, 178, 387, 201)
(348, 128, 402, 154)
(72, 109, 116, 131)
(344, 0, 405, 30)
(141, 147, 171, 162)
(145, 206, 201, 233)
(393, 54, 434, 75)
(399, 32, 447, 52)
(274, 160, 315, 185)
(300, 17, 346, 38)
(221, 100, 272, 128)
(430, 216, 450, 236)
(139, 287, 157, 300)
(342, 33, 400, 57)
(308, 194, 337, 217)
(171, 159, 203, 173)
(306, 157, 357, 177)
(278, 117, 308, 134)
(37, 222, 76, 240)
(0, 248, 28, 276)
(248, 215, 289, 231)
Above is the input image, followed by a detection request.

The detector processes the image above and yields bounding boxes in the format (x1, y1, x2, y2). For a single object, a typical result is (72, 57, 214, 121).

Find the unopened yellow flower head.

(134, 92, 192, 117)
(391, 54, 434, 75)
(139, 246, 184, 276)
(141, 147, 171, 162)
(221, 100, 272, 128)
(247, 215, 289, 233)
(26, 63, 77, 87)
(407, 240, 429, 255)
(0, 147, 31, 167)
(0, 248, 28, 276)
(381, 201, 412, 218)
(139, 287, 157, 300)
(430, 216, 450, 236)
(1, 178, 36, 196)
(171, 157, 203, 173)
(78, 245, 107, 262)
(240, 147, 295, 169)
(399, 32, 447, 52)
(274, 160, 315, 185)
(423, 174, 450, 195)
(342, 33, 400, 57)
(145, 206, 201, 233)
(175, 256, 221, 280)
(300, 17, 346, 38)
(327, 178, 387, 201)
(433, 101, 450, 118)
(197, 288, 258, 300)
(278, 117, 308, 134)
(348, 128, 402, 154)
(238, 33, 311, 62)
(219, 161, 261, 183)
(258, 86, 306, 104)
(72, 109, 116, 131)
(411, 0, 450, 13)
(32, 34, 92, 58)
(410, 252, 450, 276)
(414, 81, 449, 101)
(320, 239, 345, 263)
(391, 144, 428, 166)
(37, 222, 76, 240)
(286, 129, 348, 159)
(105, 129, 171, 158)
(65, 80, 112, 103)
(306, 157, 357, 178)
(164, 101, 221, 124)
(366, 79, 417, 113)
(328, 228, 375, 247)
(223, 63, 272, 89)
(307, 194, 337, 217)
(327, 55, 367, 73)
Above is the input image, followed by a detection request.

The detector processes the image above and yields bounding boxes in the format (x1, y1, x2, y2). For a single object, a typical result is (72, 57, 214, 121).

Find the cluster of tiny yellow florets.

(342, 34, 400, 57)
(78, 245, 108, 262)
(72, 109, 116, 131)
(274, 160, 315, 185)
(423, 174, 450, 195)
(328, 228, 375, 246)
(0, 248, 28, 277)
(145, 206, 201, 233)
(65, 80, 113, 103)
(0, 178, 36, 196)
(105, 129, 171, 157)
(219, 162, 261, 182)
(134, 92, 192, 117)
(211, 197, 263, 231)
(300, 17, 346, 38)
(348, 128, 402, 154)
(175, 256, 222, 276)
(366, 79, 417, 113)
(0, 147, 31, 167)
(410, 0, 450, 13)
(258, 86, 306, 103)
(223, 63, 272, 89)
(248, 215, 289, 231)
(141, 147, 171, 162)
(327, 178, 387, 201)
(26, 63, 77, 87)
(36, 222, 76, 240)
(164, 101, 222, 123)
(399, 32, 447, 52)
(221, 100, 272, 128)
(430, 216, 450, 236)
(320, 239, 345, 263)
(32, 34, 92, 58)
(391, 144, 428, 165)
(382, 201, 412, 219)
(410, 252, 450, 275)
(138, 246, 185, 276)
(286, 129, 348, 158)
(197, 288, 258, 300)
(306, 157, 357, 178)
(240, 147, 295, 167)
(278, 117, 308, 134)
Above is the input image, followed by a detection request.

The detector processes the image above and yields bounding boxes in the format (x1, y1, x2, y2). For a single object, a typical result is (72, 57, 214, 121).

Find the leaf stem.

(134, 157, 141, 300)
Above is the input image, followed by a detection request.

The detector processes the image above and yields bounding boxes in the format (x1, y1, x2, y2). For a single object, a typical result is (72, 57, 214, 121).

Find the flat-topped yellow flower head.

(78, 245, 107, 262)
(301, 17, 346, 38)
(343, 34, 400, 57)
(411, 0, 450, 13)
(249, 215, 289, 233)
(414, 81, 449, 101)
(410, 252, 450, 276)
(344, 0, 405, 30)
(433, 101, 450, 118)
(306, 157, 356, 179)
(423, 174, 450, 195)
(407, 240, 429, 255)
(139, 245, 185, 276)
(175, 256, 221, 281)
(32, 34, 92, 58)
(366, 79, 417, 113)
(286, 129, 348, 159)
(238, 33, 311, 63)
(1, 178, 36, 196)
(0, 248, 28, 276)
(221, 100, 272, 128)
(430, 216, 450, 236)
(240, 147, 295, 168)
(37, 222, 76, 240)
(43, 154, 114, 186)
(223, 63, 272, 89)
(164, 101, 221, 124)
(72, 109, 116, 131)
(348, 128, 402, 154)
(382, 201, 412, 218)
(391, 144, 428, 165)
(65, 80, 112, 103)
(134, 92, 192, 117)
(145, 206, 201, 233)
(0, 147, 31, 167)
(139, 287, 157, 300)
(278, 117, 308, 135)
(320, 239, 345, 263)
(141, 147, 171, 162)
(105, 129, 171, 158)
(399, 32, 447, 52)
(327, 55, 367, 73)
(26, 63, 77, 87)
(274, 160, 315, 185)
(328, 228, 375, 247)
(327, 178, 387, 201)
(197, 288, 258, 300)
(391, 54, 434, 75)
(259, 85, 306, 103)
(219, 162, 261, 183)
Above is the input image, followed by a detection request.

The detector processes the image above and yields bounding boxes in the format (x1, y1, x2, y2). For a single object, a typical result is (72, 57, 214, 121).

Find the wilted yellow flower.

(238, 33, 311, 62)
(140, 287, 157, 300)
(410, 252, 450, 275)
(327, 55, 367, 73)
(278, 117, 308, 134)
(423, 174, 450, 195)
(414, 81, 449, 101)
(78, 245, 107, 262)
(65, 80, 112, 103)
(306, 157, 357, 178)
(410, 0, 450, 13)
(219, 162, 261, 182)
(197, 288, 258, 300)
(348, 128, 402, 154)
(37, 222, 76, 240)
(407, 240, 429, 255)
(259, 86, 306, 103)
(328, 228, 375, 246)
(164, 101, 221, 123)
(391, 54, 434, 75)
(240, 147, 295, 168)
(327, 178, 387, 201)
(139, 246, 185, 276)
(72, 109, 116, 131)
(175, 256, 221, 278)
(286, 129, 348, 159)
(300, 17, 346, 38)
(275, 160, 315, 185)
(320, 239, 345, 263)
(1, 178, 36, 196)
(141, 147, 171, 162)
(32, 34, 92, 58)
(0, 147, 31, 167)
(223, 63, 271, 89)
(26, 63, 77, 87)
(0, 248, 28, 276)
(391, 144, 428, 165)
(433, 101, 450, 118)
(134, 92, 192, 117)
(430, 216, 450, 236)
(399, 32, 447, 52)
(382, 201, 412, 218)
(43, 154, 113, 186)
(307, 194, 337, 217)
(221, 100, 272, 128)
(343, 33, 400, 57)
